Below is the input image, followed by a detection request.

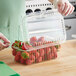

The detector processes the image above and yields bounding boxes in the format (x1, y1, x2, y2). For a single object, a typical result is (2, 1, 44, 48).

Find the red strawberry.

(32, 42, 37, 46)
(47, 54, 52, 60)
(22, 43, 28, 50)
(32, 50, 37, 53)
(12, 49, 17, 56)
(52, 47, 57, 58)
(19, 42, 21, 46)
(51, 52, 55, 59)
(53, 47, 57, 52)
(12, 43, 15, 49)
(36, 57, 42, 63)
(45, 47, 51, 55)
(37, 42, 42, 46)
(46, 41, 48, 44)
(15, 41, 18, 43)
(17, 51, 21, 57)
(29, 54, 35, 63)
(12, 43, 15, 47)
(30, 37, 37, 44)
(20, 57, 25, 64)
(47, 41, 52, 44)
(38, 37, 45, 42)
(29, 50, 36, 55)
(21, 51, 29, 59)
(25, 58, 32, 65)
(42, 56, 45, 61)
(54, 52, 57, 58)
(38, 49, 45, 57)
(15, 54, 20, 62)
(35, 52, 40, 59)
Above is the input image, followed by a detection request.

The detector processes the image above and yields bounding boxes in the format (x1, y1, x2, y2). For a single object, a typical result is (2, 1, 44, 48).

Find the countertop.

(0, 40, 76, 76)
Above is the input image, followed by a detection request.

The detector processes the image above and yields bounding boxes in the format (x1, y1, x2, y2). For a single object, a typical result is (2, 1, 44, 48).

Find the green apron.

(0, 0, 28, 44)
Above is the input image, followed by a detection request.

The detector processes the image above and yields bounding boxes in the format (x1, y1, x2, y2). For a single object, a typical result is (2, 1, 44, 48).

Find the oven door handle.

(65, 25, 71, 31)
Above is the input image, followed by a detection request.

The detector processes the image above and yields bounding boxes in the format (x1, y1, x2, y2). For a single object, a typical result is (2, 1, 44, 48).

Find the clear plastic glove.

(49, 0, 75, 16)
(0, 33, 10, 51)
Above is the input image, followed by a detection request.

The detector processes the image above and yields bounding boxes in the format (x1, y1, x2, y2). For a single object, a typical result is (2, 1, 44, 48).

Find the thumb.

(57, 1, 65, 13)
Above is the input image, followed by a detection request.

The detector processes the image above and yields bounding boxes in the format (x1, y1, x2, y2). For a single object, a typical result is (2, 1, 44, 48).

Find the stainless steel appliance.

(25, 0, 54, 15)
(64, 0, 76, 40)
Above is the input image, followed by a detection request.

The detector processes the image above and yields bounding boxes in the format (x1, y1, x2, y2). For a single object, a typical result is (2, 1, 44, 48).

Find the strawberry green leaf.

(21, 52, 29, 59)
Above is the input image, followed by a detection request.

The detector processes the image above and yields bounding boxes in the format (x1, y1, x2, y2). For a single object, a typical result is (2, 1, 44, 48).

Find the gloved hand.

(49, 0, 75, 16)
(0, 33, 10, 51)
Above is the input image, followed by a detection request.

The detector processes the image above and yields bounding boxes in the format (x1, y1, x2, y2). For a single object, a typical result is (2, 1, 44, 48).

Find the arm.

(49, 0, 75, 16)
(0, 33, 10, 51)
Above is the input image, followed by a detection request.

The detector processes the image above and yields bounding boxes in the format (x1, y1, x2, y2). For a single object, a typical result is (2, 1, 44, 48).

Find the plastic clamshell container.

(12, 10, 66, 65)
(27, 10, 66, 43)
(0, 61, 20, 76)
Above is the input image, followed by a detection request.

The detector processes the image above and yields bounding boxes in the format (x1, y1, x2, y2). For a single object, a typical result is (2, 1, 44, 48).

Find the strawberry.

(29, 51, 33, 55)
(32, 42, 37, 46)
(15, 54, 20, 62)
(17, 51, 21, 57)
(43, 41, 45, 45)
(42, 56, 45, 61)
(29, 50, 36, 55)
(20, 57, 26, 64)
(35, 52, 40, 59)
(52, 47, 57, 58)
(21, 51, 29, 59)
(29, 54, 35, 63)
(54, 52, 57, 58)
(22, 43, 28, 50)
(38, 49, 45, 57)
(38, 37, 45, 42)
(30, 37, 37, 44)
(15, 51, 21, 62)
(12, 49, 17, 56)
(45, 47, 51, 55)
(25, 58, 32, 65)
(51, 52, 55, 59)
(15, 40, 18, 43)
(37, 42, 41, 46)
(14, 41, 20, 47)
(36, 57, 42, 63)
(52, 47, 57, 52)
(12, 43, 15, 47)
(47, 54, 52, 60)
(12, 43, 15, 49)
(19, 42, 21, 46)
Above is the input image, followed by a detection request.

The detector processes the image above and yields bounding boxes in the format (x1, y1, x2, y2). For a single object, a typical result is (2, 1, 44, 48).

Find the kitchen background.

(25, 0, 76, 40)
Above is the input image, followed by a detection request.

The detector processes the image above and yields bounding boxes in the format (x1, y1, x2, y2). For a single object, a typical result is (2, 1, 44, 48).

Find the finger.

(58, 4, 63, 13)
(0, 34, 10, 43)
(58, 5, 62, 13)
(58, 3, 65, 14)
(69, 6, 75, 15)
(65, 4, 71, 16)
(4, 42, 10, 47)
(0, 41, 9, 48)
(62, 3, 68, 15)
(48, 0, 53, 3)
(0, 41, 4, 50)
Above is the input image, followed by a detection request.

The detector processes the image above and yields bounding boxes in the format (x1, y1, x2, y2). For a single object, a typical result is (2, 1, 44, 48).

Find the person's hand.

(49, 0, 75, 16)
(0, 33, 10, 50)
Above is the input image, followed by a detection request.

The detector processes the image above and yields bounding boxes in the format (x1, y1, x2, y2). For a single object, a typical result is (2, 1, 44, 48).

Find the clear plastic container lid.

(26, 9, 66, 44)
